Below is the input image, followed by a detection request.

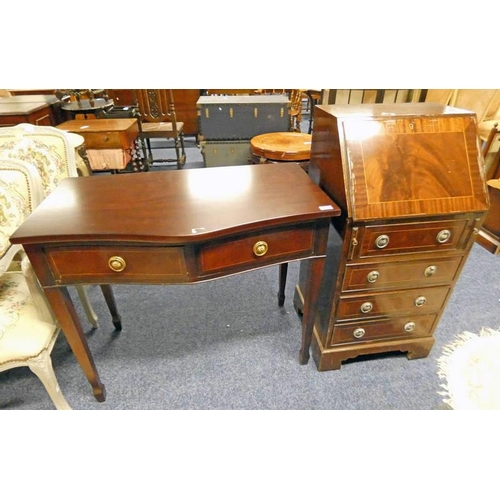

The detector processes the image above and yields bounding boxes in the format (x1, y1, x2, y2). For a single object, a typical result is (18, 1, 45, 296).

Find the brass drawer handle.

(375, 234, 390, 249)
(414, 296, 426, 307)
(404, 321, 416, 332)
(424, 265, 437, 277)
(353, 328, 366, 339)
(436, 229, 451, 244)
(366, 270, 380, 283)
(253, 241, 268, 257)
(360, 302, 373, 313)
(108, 256, 126, 272)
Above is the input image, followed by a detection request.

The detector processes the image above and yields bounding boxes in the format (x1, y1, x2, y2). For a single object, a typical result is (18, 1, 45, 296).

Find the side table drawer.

(330, 314, 438, 346)
(199, 226, 314, 273)
(46, 246, 188, 284)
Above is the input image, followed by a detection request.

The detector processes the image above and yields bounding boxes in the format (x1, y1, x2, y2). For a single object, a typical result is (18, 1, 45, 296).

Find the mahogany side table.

(11, 164, 340, 402)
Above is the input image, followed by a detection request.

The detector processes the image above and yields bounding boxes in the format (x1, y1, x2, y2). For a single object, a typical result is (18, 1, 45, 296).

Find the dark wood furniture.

(61, 97, 114, 120)
(11, 164, 340, 402)
(8, 89, 56, 96)
(56, 119, 140, 173)
(294, 103, 489, 370)
(0, 94, 60, 126)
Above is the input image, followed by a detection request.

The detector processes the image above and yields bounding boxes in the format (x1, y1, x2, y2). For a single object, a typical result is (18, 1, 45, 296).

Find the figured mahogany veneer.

(294, 103, 489, 370)
(11, 164, 339, 401)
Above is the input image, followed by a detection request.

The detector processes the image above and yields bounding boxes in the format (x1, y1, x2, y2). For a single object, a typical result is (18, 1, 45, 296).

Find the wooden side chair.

(0, 158, 71, 409)
(0, 124, 122, 330)
(289, 89, 305, 132)
(483, 122, 500, 177)
(475, 122, 500, 255)
(132, 89, 186, 169)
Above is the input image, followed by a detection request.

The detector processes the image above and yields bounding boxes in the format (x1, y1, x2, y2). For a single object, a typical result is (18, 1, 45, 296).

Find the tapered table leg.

(277, 263, 288, 306)
(100, 284, 122, 331)
(299, 257, 325, 365)
(44, 286, 106, 402)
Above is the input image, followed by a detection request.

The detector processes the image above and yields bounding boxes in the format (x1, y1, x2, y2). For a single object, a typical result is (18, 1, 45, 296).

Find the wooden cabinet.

(294, 103, 490, 370)
(0, 95, 62, 127)
(56, 119, 139, 172)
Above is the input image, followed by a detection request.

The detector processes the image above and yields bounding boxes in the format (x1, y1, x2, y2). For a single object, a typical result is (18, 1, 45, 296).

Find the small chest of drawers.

(56, 119, 139, 172)
(294, 103, 490, 370)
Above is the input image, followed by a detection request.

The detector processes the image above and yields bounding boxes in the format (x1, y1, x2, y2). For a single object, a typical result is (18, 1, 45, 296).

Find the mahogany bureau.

(11, 164, 339, 401)
(294, 103, 490, 370)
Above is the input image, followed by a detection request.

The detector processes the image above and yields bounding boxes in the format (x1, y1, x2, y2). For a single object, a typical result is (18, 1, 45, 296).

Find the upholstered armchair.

(0, 158, 71, 409)
(0, 123, 121, 330)
(0, 157, 44, 270)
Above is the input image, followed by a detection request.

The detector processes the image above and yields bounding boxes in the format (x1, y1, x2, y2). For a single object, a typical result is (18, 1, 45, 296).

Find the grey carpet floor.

(2, 114, 500, 410)
(2, 237, 499, 410)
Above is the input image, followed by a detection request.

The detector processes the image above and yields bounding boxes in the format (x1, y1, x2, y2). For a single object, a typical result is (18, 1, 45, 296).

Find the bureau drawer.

(330, 314, 437, 346)
(199, 226, 314, 273)
(342, 255, 463, 291)
(46, 246, 188, 284)
(336, 286, 450, 320)
(81, 131, 125, 149)
(354, 219, 470, 258)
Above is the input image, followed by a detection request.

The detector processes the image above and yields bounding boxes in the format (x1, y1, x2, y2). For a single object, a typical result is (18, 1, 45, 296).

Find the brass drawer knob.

(424, 265, 437, 277)
(360, 302, 373, 313)
(253, 241, 268, 257)
(436, 229, 451, 244)
(414, 296, 426, 307)
(353, 328, 366, 339)
(404, 321, 416, 332)
(375, 234, 390, 249)
(366, 270, 380, 283)
(108, 256, 126, 272)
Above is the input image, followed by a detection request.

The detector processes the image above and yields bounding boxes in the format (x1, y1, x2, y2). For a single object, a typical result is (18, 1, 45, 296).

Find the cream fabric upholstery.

(0, 160, 70, 410)
(0, 263, 70, 410)
(0, 123, 78, 197)
(0, 124, 99, 328)
(0, 158, 44, 273)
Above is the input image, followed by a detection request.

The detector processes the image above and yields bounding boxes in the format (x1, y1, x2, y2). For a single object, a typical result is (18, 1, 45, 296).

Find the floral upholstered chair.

(0, 158, 71, 409)
(0, 123, 103, 328)
(0, 158, 44, 272)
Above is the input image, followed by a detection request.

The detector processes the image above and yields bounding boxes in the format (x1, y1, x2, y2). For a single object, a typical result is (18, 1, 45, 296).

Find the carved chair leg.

(28, 350, 72, 410)
(75, 285, 99, 328)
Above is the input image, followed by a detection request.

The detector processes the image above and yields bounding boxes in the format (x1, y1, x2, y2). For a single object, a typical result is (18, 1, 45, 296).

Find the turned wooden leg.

(75, 285, 99, 328)
(100, 285, 122, 331)
(277, 263, 288, 307)
(299, 257, 325, 365)
(43, 286, 106, 402)
(28, 350, 72, 410)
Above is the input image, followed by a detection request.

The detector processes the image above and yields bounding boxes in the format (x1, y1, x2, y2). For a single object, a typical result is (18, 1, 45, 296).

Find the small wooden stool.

(250, 132, 312, 170)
